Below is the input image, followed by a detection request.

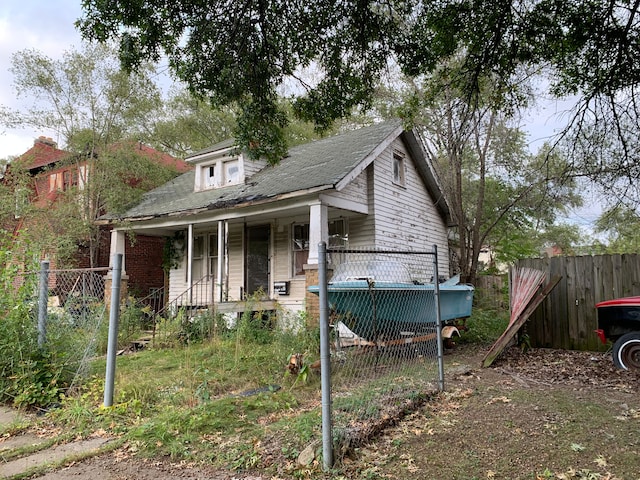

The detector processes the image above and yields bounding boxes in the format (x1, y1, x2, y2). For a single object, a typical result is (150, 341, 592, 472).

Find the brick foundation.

(104, 273, 129, 308)
(304, 265, 320, 327)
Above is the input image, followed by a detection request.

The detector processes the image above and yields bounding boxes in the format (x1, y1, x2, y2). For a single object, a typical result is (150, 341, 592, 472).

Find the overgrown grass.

(41, 308, 326, 474)
(3, 291, 509, 476)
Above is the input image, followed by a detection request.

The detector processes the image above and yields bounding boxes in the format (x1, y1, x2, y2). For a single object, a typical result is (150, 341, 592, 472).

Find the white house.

(102, 120, 453, 321)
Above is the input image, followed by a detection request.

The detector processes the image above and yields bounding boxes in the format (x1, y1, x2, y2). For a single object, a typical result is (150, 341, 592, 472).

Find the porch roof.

(102, 120, 449, 223)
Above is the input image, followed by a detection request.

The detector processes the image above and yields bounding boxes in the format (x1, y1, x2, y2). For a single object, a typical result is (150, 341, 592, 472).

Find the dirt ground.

(28, 345, 640, 480)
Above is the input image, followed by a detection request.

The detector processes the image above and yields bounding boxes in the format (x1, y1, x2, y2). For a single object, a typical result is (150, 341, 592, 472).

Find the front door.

(245, 224, 270, 297)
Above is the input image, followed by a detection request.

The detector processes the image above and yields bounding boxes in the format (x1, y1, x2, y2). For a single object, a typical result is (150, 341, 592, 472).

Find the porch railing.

(152, 274, 213, 319)
(130, 275, 278, 347)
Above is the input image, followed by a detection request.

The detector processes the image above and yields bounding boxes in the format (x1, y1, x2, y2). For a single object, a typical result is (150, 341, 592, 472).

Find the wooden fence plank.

(515, 254, 640, 351)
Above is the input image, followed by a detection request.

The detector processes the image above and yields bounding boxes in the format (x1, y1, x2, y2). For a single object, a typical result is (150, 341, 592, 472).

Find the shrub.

(0, 247, 64, 407)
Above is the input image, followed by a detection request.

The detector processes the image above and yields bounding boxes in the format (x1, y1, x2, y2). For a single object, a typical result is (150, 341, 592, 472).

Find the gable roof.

(105, 120, 450, 223)
(14, 137, 71, 171)
(114, 141, 192, 174)
(14, 137, 191, 175)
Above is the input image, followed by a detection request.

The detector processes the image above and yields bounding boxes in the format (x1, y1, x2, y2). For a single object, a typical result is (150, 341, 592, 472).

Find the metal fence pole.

(37, 260, 49, 348)
(433, 245, 445, 391)
(318, 242, 333, 470)
(104, 253, 123, 407)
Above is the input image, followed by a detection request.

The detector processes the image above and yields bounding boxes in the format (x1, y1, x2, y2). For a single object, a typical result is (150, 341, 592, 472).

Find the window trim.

(291, 219, 348, 276)
(199, 157, 243, 190)
(292, 223, 310, 277)
(392, 151, 406, 186)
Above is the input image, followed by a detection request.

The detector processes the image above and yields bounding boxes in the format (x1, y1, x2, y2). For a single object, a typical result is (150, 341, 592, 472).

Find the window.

(205, 164, 218, 188)
(392, 152, 405, 186)
(192, 235, 206, 280)
(200, 158, 243, 190)
(292, 219, 347, 275)
(328, 219, 347, 248)
(224, 160, 240, 184)
(190, 234, 220, 281)
(49, 172, 62, 192)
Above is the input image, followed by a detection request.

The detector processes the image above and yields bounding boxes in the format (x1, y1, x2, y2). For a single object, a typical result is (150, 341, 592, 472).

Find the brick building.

(4, 136, 191, 305)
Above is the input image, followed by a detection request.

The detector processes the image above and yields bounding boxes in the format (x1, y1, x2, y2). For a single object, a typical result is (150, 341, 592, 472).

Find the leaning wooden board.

(481, 275, 562, 368)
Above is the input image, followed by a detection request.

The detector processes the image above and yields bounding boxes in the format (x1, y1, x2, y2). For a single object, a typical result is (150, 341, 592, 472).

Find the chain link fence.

(314, 246, 455, 461)
(38, 263, 110, 391)
(0, 261, 113, 408)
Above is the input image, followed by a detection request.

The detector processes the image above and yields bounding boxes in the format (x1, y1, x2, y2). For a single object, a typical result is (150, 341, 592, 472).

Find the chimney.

(35, 136, 57, 148)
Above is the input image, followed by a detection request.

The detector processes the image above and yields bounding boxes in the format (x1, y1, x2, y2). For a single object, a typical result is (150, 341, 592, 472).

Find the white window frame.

(205, 164, 218, 188)
(292, 219, 347, 276)
(192, 234, 206, 281)
(199, 157, 243, 190)
(224, 159, 240, 184)
(392, 151, 406, 186)
(292, 223, 310, 277)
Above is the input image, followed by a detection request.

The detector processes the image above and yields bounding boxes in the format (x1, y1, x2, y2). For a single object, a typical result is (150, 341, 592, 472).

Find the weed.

(459, 308, 509, 345)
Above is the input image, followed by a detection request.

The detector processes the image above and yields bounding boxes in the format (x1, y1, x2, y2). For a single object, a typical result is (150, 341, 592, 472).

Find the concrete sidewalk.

(0, 406, 112, 479)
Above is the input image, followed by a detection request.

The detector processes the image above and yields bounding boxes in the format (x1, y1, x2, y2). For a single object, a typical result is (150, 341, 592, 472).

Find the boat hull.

(309, 281, 474, 340)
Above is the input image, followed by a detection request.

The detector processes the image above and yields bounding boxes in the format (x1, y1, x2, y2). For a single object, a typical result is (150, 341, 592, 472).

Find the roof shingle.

(110, 120, 404, 220)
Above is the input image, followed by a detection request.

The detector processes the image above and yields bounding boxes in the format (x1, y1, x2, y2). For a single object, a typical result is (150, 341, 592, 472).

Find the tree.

(77, 0, 412, 163)
(398, 68, 581, 282)
(144, 88, 325, 158)
(3, 43, 161, 148)
(594, 205, 640, 254)
(0, 45, 182, 267)
(78, 0, 640, 171)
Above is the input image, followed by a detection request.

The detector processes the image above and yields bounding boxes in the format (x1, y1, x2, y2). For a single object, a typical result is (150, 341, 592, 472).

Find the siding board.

(371, 139, 449, 273)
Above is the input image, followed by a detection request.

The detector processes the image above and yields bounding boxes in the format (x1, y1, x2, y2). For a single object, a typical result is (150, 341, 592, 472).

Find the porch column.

(307, 201, 328, 265)
(216, 220, 225, 302)
(109, 229, 127, 274)
(187, 224, 194, 303)
(305, 202, 328, 327)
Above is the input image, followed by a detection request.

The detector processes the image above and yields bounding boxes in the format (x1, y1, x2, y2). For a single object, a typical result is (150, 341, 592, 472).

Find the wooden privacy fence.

(515, 254, 640, 351)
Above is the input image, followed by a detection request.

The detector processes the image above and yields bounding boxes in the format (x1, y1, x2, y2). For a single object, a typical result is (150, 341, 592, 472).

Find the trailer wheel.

(612, 332, 640, 370)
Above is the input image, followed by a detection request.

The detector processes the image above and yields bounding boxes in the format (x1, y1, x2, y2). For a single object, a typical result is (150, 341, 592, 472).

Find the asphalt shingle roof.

(111, 120, 404, 221)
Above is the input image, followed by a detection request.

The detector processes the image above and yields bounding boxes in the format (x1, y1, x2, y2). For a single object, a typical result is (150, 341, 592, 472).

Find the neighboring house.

(5, 136, 191, 303)
(102, 120, 453, 321)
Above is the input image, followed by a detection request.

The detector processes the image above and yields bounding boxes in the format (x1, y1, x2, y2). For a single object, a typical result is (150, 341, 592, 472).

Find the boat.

(308, 260, 474, 341)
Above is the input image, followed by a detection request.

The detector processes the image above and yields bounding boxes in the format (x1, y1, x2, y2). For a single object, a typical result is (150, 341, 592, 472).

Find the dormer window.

(225, 160, 240, 184)
(197, 157, 243, 191)
(205, 165, 218, 188)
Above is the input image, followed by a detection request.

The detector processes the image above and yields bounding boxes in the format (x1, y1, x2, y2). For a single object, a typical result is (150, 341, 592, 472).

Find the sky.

(0, 0, 84, 159)
(0, 0, 600, 232)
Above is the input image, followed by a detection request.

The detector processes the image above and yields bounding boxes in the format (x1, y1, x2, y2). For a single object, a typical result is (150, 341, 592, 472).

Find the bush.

(458, 307, 509, 345)
(0, 246, 107, 408)
(0, 249, 64, 408)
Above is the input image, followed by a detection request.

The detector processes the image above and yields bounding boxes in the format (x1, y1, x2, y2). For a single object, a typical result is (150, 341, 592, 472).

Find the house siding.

(371, 139, 450, 273)
(242, 155, 268, 177)
(226, 222, 244, 301)
(323, 168, 368, 207)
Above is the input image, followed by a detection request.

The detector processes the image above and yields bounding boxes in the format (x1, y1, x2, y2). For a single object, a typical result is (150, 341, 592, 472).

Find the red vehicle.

(595, 296, 640, 370)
